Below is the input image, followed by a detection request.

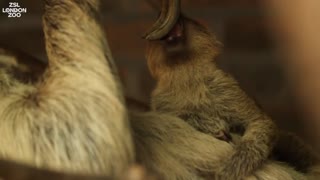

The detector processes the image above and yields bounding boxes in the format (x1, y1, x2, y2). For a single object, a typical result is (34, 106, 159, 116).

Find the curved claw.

(143, 0, 181, 40)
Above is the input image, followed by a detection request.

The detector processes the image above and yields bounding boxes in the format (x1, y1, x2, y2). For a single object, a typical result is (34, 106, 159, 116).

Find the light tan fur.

(0, 0, 318, 180)
(146, 15, 320, 179)
(0, 0, 134, 178)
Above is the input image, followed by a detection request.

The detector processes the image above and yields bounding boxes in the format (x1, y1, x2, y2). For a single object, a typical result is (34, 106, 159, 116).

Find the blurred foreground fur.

(0, 0, 134, 178)
(0, 159, 155, 180)
(0, 0, 319, 179)
(147, 15, 278, 180)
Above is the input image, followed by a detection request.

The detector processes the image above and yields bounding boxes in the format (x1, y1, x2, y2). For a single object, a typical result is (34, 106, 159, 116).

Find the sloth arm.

(0, 0, 133, 175)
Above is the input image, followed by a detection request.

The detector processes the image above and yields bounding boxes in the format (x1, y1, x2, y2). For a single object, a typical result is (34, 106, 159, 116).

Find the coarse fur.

(0, 0, 319, 180)
(0, 0, 134, 178)
(0, 46, 316, 180)
(130, 110, 317, 180)
(146, 15, 318, 179)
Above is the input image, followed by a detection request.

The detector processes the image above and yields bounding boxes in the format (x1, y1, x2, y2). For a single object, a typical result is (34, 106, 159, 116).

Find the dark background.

(0, 0, 309, 143)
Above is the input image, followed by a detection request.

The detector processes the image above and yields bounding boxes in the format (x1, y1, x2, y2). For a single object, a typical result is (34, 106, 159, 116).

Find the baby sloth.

(144, 6, 278, 180)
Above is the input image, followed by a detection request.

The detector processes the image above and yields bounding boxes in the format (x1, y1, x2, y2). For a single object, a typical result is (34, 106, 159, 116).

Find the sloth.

(145, 2, 277, 179)
(0, 0, 134, 178)
(143, 0, 320, 179)
(0, 0, 318, 179)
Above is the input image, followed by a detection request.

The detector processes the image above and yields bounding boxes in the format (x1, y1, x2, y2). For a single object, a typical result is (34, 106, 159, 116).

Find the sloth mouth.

(162, 20, 184, 44)
(160, 19, 186, 55)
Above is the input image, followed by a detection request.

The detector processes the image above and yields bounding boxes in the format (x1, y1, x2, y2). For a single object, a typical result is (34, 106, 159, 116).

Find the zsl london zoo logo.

(2, 2, 27, 18)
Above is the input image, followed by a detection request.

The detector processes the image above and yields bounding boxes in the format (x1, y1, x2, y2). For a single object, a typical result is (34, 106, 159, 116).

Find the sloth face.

(145, 16, 222, 79)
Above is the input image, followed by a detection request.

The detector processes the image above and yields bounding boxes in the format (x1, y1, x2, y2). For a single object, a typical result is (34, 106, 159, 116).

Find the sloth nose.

(216, 131, 232, 143)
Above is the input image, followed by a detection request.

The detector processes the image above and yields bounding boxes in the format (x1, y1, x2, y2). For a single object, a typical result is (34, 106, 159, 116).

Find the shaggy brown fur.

(128, 98, 320, 176)
(0, 0, 319, 179)
(0, 0, 134, 178)
(130, 110, 319, 180)
(146, 15, 319, 179)
(126, 97, 320, 179)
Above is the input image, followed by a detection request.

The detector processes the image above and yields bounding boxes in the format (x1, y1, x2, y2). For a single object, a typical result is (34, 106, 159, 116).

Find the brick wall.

(0, 0, 306, 135)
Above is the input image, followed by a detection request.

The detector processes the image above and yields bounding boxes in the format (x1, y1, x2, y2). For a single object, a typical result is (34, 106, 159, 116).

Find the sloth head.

(143, 0, 222, 79)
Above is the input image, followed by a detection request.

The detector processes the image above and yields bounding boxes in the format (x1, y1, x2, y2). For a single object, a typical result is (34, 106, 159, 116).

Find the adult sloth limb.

(0, 0, 134, 178)
(131, 111, 311, 180)
(142, 0, 181, 40)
